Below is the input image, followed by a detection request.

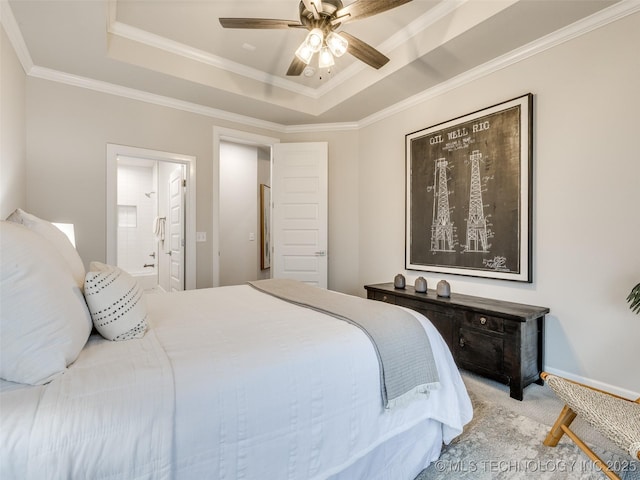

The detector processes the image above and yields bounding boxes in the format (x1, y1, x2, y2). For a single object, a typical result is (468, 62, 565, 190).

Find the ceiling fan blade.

(219, 18, 304, 29)
(301, 0, 323, 19)
(286, 57, 307, 76)
(340, 32, 389, 69)
(333, 0, 412, 25)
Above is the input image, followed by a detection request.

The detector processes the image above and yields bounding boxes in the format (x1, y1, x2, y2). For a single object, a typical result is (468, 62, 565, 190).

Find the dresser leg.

(509, 382, 524, 401)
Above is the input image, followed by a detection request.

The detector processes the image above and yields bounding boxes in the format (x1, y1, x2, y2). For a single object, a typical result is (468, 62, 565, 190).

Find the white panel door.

(169, 166, 185, 291)
(272, 142, 328, 288)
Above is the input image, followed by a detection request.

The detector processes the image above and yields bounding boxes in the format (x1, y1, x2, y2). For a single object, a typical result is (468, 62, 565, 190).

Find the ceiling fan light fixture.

(220, 0, 412, 76)
(295, 41, 315, 64)
(326, 31, 348, 57)
(318, 46, 335, 68)
(306, 28, 324, 52)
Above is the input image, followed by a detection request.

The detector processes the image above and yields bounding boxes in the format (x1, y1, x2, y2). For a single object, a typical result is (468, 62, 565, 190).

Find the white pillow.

(6, 208, 86, 290)
(0, 221, 93, 385)
(84, 262, 148, 341)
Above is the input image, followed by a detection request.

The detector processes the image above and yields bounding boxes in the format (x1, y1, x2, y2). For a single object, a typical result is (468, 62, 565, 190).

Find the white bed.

(0, 214, 472, 480)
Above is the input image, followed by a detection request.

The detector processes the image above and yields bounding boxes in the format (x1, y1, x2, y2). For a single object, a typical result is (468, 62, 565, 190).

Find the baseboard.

(543, 367, 639, 401)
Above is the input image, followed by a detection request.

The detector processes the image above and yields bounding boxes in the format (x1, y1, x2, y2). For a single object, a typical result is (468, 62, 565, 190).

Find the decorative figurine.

(414, 276, 427, 293)
(394, 274, 406, 289)
(436, 280, 451, 297)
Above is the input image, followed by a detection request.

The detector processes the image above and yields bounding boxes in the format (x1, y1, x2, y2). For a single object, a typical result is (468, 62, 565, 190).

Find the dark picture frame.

(405, 94, 533, 282)
(260, 184, 271, 270)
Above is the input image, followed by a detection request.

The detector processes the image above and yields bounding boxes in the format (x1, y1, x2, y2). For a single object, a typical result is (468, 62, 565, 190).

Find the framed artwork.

(405, 93, 533, 282)
(260, 184, 271, 270)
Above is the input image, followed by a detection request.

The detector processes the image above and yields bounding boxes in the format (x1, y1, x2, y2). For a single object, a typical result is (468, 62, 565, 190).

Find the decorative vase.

(436, 280, 451, 297)
(414, 276, 427, 293)
(394, 274, 406, 289)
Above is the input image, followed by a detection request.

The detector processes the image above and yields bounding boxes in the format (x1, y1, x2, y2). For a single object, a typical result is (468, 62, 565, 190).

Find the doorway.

(106, 144, 197, 290)
(213, 127, 280, 287)
(218, 141, 271, 286)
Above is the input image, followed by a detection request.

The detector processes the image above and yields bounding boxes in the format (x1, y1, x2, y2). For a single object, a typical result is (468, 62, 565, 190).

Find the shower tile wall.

(117, 164, 157, 274)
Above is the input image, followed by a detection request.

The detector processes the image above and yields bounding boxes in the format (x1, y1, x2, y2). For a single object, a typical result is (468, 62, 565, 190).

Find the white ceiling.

(4, 0, 633, 128)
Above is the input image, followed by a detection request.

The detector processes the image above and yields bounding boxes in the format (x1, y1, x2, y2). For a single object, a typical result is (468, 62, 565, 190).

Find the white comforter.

(0, 285, 472, 480)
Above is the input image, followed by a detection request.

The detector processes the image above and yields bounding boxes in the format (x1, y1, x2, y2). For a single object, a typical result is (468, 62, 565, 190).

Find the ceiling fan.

(219, 0, 413, 76)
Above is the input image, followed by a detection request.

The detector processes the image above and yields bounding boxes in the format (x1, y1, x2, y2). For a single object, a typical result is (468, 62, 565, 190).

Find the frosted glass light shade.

(306, 28, 324, 52)
(326, 32, 348, 57)
(318, 46, 335, 68)
(295, 41, 314, 64)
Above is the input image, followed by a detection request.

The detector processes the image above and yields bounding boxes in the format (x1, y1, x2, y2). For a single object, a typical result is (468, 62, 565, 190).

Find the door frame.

(212, 127, 280, 287)
(106, 143, 197, 290)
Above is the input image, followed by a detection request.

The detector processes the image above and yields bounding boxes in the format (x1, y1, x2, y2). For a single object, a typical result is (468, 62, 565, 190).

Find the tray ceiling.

(5, 0, 629, 127)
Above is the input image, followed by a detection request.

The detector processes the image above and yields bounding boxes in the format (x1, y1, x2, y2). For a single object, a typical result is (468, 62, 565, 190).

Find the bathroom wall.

(116, 162, 158, 277)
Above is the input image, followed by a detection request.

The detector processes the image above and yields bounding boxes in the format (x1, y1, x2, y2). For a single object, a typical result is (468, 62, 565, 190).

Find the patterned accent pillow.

(84, 262, 148, 341)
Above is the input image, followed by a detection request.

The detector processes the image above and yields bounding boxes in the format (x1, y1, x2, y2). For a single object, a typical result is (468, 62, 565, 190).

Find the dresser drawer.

(462, 312, 504, 333)
(402, 297, 449, 315)
(372, 291, 396, 304)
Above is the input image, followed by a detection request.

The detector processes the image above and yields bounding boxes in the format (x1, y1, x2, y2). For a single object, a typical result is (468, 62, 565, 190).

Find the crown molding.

(284, 121, 360, 133)
(108, 20, 319, 99)
(359, 0, 640, 128)
(0, 0, 34, 74)
(9, 0, 640, 134)
(28, 66, 289, 133)
(28, 65, 358, 134)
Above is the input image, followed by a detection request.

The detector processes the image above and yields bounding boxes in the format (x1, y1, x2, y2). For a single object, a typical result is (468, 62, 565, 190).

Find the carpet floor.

(416, 371, 639, 479)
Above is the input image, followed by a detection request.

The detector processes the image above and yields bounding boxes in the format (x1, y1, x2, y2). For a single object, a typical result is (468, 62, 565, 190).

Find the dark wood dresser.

(365, 282, 549, 400)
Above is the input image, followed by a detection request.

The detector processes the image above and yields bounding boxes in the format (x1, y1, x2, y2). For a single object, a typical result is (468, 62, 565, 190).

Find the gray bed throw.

(248, 279, 440, 408)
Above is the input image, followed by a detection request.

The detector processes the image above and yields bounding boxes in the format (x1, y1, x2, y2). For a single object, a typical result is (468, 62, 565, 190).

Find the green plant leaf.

(627, 282, 640, 314)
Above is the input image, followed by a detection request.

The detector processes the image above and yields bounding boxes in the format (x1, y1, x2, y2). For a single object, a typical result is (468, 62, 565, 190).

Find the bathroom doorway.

(115, 157, 185, 291)
(106, 144, 196, 291)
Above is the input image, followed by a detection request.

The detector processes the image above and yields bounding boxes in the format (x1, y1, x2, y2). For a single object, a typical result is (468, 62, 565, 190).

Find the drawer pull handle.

(459, 337, 465, 348)
(382, 295, 388, 302)
(480, 317, 487, 325)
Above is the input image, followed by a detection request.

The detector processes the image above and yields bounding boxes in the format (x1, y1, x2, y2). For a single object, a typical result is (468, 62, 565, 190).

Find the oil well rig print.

(430, 158, 455, 252)
(430, 149, 492, 254)
(463, 150, 490, 253)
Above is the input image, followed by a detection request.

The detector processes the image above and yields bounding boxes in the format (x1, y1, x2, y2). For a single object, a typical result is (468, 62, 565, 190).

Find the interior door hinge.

(182, 179, 186, 187)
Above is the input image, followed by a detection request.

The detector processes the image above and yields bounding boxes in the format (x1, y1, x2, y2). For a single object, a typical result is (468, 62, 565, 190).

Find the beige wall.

(24, 79, 361, 293)
(357, 12, 640, 395)
(1, 25, 26, 217)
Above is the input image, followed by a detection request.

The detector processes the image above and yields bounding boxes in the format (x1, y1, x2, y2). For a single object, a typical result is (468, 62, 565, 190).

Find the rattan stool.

(541, 372, 640, 480)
